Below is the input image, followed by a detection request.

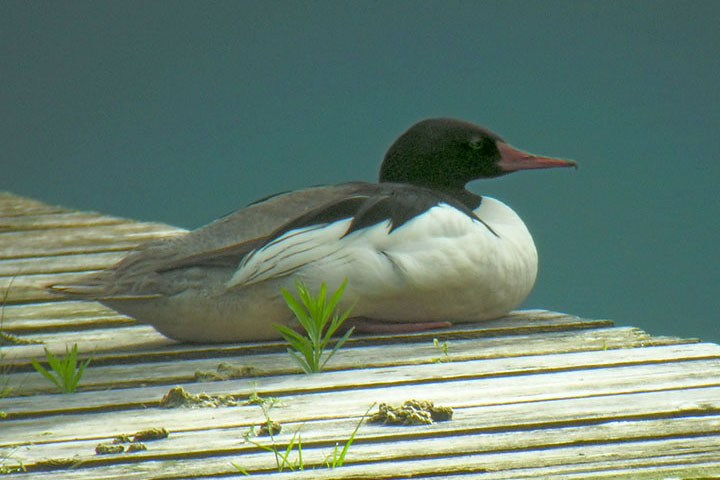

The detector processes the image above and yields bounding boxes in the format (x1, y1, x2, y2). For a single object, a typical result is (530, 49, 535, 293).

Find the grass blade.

(273, 324, 310, 350)
(281, 288, 310, 326)
(287, 349, 312, 374)
(324, 278, 347, 318)
(275, 278, 354, 374)
(321, 326, 354, 370)
(335, 402, 375, 466)
(297, 433, 303, 471)
(231, 462, 250, 475)
(31, 344, 90, 393)
(30, 358, 62, 391)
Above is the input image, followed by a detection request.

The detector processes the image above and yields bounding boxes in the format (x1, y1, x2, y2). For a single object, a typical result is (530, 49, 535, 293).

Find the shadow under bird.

(49, 118, 577, 343)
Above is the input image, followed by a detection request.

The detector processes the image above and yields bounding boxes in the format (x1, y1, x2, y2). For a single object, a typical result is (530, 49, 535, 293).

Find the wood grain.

(0, 191, 718, 478)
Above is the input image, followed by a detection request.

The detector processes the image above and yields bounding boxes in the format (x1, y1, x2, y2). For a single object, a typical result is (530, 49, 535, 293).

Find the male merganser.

(50, 118, 576, 343)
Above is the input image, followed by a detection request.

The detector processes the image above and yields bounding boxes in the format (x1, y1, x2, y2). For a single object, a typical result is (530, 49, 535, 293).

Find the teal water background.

(2, 1, 718, 342)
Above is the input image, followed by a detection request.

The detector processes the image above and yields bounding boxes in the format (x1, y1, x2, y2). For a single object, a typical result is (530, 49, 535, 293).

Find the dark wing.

(250, 182, 485, 252)
(227, 183, 488, 288)
(48, 182, 372, 298)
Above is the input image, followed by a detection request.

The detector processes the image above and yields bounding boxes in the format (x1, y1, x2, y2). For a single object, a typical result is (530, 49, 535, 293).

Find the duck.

(50, 118, 576, 343)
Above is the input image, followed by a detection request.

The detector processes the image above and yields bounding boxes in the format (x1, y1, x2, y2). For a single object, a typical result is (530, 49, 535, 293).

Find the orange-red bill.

(497, 142, 577, 172)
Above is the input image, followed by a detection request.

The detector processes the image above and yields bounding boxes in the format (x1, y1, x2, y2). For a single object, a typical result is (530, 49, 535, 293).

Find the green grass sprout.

(234, 392, 304, 474)
(31, 344, 91, 393)
(0, 353, 10, 419)
(259, 429, 303, 472)
(432, 337, 451, 363)
(234, 429, 303, 474)
(233, 398, 374, 474)
(1, 274, 29, 346)
(0, 275, 14, 342)
(0, 447, 25, 474)
(1, 275, 16, 418)
(231, 462, 249, 475)
(274, 278, 354, 374)
(325, 402, 375, 468)
(0, 384, 10, 419)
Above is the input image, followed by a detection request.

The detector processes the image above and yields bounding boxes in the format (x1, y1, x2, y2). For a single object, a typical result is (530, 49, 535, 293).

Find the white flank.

(227, 219, 357, 288)
(226, 198, 538, 322)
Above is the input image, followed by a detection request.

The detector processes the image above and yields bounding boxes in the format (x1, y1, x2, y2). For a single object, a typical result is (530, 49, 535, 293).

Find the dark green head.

(380, 118, 576, 191)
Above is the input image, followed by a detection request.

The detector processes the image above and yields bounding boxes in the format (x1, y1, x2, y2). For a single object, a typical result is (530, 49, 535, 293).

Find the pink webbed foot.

(343, 317, 452, 334)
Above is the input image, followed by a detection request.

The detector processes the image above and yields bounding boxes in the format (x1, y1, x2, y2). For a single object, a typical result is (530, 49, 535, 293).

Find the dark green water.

(2, 1, 718, 342)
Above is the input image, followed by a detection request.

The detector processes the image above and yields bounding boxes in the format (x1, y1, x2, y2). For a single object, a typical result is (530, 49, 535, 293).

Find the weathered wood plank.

(198, 436, 720, 480)
(2, 272, 91, 303)
(7, 424, 720, 479)
(0, 272, 145, 304)
(1, 330, 708, 396)
(0, 310, 614, 360)
(487, 458, 720, 480)
(0, 192, 69, 218)
(2, 192, 717, 480)
(1, 304, 550, 334)
(0, 251, 128, 276)
(1, 326, 173, 365)
(0, 300, 115, 321)
(10, 405, 720, 465)
(3, 344, 720, 423)
(5, 382, 720, 463)
(0, 211, 128, 232)
(0, 301, 130, 334)
(0, 223, 183, 259)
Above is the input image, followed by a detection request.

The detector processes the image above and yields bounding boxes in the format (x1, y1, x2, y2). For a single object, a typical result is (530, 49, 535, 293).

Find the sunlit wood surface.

(1, 191, 719, 479)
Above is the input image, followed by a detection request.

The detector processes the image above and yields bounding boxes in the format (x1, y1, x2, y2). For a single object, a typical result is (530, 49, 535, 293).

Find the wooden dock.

(1, 191, 719, 479)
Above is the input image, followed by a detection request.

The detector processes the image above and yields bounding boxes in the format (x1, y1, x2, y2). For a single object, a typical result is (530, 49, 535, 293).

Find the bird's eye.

(469, 139, 483, 150)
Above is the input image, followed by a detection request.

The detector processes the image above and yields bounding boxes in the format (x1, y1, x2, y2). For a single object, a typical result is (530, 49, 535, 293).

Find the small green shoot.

(1, 275, 31, 346)
(31, 344, 91, 393)
(248, 429, 303, 472)
(324, 402, 375, 468)
(235, 392, 303, 473)
(432, 337, 450, 363)
(0, 384, 10, 419)
(245, 391, 282, 414)
(274, 278, 354, 374)
(0, 276, 13, 344)
(1, 276, 18, 417)
(233, 398, 374, 474)
(0, 448, 25, 474)
(0, 360, 10, 418)
(233, 429, 303, 474)
(1, 346, 11, 419)
(231, 462, 249, 475)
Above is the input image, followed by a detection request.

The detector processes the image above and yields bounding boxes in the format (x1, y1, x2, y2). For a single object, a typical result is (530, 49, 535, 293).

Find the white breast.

(228, 196, 538, 323)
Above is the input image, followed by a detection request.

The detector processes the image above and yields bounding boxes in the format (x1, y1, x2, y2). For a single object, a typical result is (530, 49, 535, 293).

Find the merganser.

(50, 118, 576, 343)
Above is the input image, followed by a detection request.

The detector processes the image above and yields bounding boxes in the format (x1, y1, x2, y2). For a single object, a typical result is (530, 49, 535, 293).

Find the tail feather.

(47, 283, 162, 301)
(47, 283, 108, 298)
(46, 271, 108, 299)
(46, 270, 163, 301)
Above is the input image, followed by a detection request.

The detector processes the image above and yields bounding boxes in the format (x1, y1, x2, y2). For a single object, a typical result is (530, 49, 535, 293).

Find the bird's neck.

(434, 186, 483, 211)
